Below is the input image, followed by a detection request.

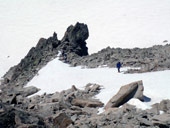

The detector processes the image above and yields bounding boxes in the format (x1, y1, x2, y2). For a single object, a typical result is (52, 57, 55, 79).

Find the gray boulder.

(159, 100, 170, 113)
(152, 114, 170, 127)
(0, 103, 46, 128)
(71, 98, 104, 108)
(105, 80, 144, 109)
(46, 112, 72, 128)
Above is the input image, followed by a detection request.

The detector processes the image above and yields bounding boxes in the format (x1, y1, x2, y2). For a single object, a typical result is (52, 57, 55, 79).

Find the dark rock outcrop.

(61, 22, 89, 56)
(105, 80, 144, 109)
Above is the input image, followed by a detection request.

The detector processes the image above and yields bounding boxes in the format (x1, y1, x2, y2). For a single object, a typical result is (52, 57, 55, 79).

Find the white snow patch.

(127, 98, 151, 110)
(159, 110, 164, 115)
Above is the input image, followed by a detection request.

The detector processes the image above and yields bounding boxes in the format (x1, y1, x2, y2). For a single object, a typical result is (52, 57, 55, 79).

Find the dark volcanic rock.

(61, 22, 89, 56)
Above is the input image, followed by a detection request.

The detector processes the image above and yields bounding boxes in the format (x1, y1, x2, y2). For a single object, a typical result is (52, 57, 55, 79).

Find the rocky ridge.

(1, 22, 89, 87)
(72, 45, 170, 73)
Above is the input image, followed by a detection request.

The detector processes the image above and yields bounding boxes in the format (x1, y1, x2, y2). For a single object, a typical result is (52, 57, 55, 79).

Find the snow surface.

(1, 0, 170, 111)
(127, 99, 151, 110)
(27, 57, 170, 110)
(1, 0, 170, 77)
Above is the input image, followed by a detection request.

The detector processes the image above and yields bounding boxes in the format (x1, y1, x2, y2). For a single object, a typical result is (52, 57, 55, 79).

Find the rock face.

(105, 80, 144, 110)
(2, 22, 89, 87)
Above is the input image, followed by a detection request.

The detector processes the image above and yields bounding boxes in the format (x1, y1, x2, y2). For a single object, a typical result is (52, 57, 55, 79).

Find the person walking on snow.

(116, 62, 121, 73)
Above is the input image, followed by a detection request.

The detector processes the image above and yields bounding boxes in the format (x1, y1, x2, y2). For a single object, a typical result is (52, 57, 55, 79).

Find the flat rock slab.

(105, 80, 144, 110)
(72, 98, 104, 108)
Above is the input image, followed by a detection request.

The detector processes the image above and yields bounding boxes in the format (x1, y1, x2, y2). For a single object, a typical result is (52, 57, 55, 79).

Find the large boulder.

(0, 86, 39, 104)
(0, 103, 46, 128)
(159, 100, 170, 113)
(5, 86, 40, 97)
(151, 99, 170, 114)
(105, 80, 144, 110)
(152, 114, 170, 127)
(50, 112, 72, 128)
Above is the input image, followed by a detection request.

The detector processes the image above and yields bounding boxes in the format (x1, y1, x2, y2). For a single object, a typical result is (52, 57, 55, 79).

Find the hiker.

(116, 62, 122, 73)
(61, 51, 67, 63)
(63, 53, 67, 63)
(59, 51, 67, 62)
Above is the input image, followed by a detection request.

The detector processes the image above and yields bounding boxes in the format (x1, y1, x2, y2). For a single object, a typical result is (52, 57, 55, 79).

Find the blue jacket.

(116, 62, 121, 68)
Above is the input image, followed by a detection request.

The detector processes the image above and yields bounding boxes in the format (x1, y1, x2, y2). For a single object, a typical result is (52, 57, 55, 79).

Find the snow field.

(27, 58, 170, 110)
